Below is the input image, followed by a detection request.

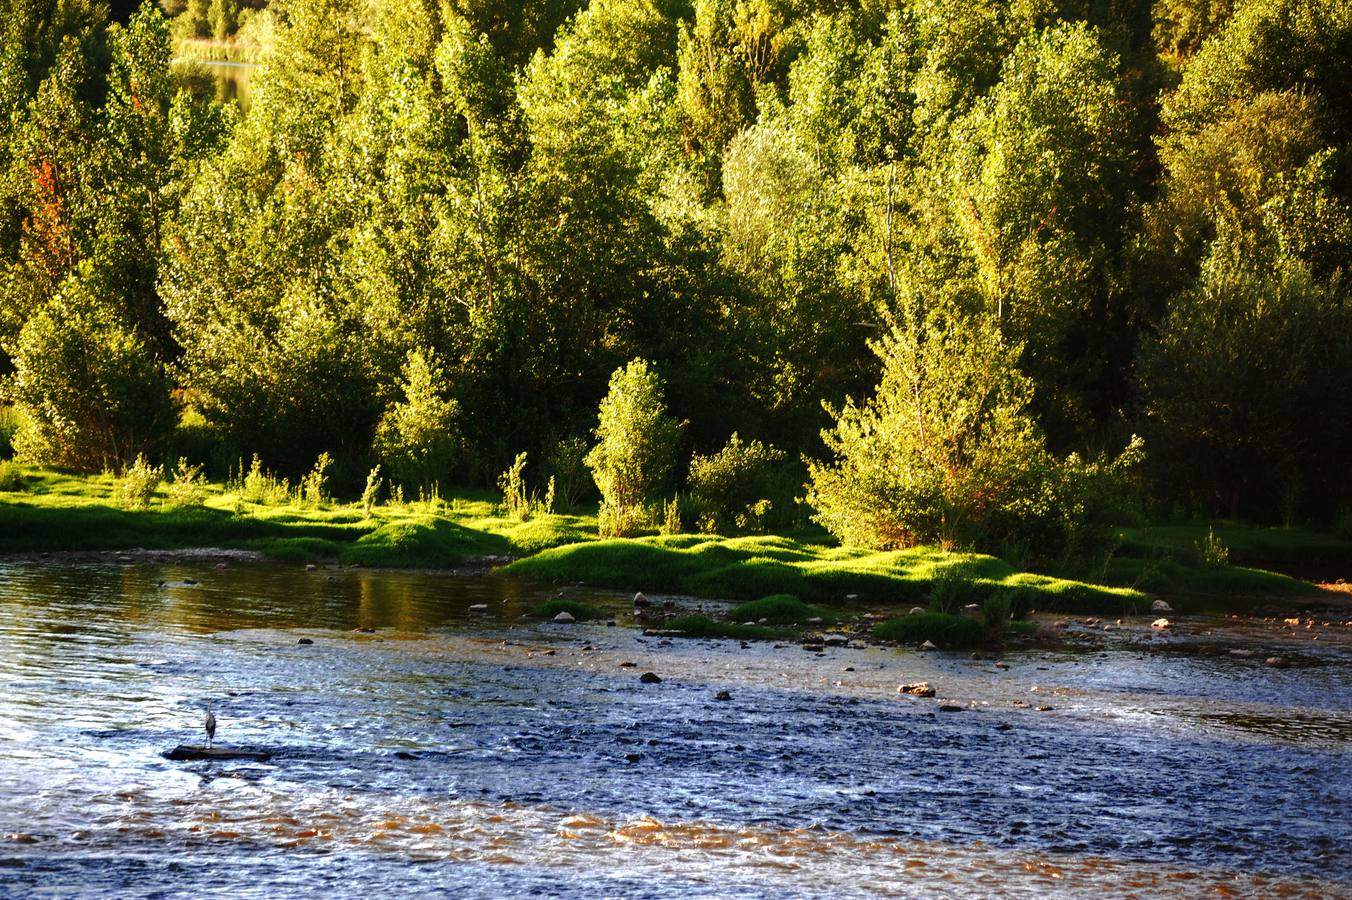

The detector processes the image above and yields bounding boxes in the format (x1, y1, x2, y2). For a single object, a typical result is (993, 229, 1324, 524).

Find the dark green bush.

(873, 612, 986, 647)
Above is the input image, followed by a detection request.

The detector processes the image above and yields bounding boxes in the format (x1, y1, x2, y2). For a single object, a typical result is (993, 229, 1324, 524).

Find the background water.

(1, 561, 1349, 897)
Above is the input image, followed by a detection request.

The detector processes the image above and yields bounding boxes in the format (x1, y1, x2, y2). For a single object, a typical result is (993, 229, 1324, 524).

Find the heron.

(204, 700, 217, 750)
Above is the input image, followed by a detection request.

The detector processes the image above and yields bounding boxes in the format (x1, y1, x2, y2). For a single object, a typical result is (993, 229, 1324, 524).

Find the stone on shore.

(553, 611, 576, 624)
(898, 682, 936, 697)
(1265, 656, 1290, 669)
(633, 592, 650, 607)
(1151, 599, 1174, 613)
(1151, 618, 1171, 629)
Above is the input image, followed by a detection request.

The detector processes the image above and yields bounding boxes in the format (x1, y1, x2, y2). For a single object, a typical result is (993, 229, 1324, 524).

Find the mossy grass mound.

(532, 598, 603, 620)
(663, 614, 779, 641)
(507, 534, 1146, 614)
(726, 594, 846, 625)
(873, 612, 987, 648)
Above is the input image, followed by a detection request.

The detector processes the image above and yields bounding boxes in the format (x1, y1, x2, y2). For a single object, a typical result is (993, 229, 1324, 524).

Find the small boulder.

(1151, 618, 1171, 630)
(919, 640, 937, 651)
(715, 690, 732, 701)
(468, 604, 489, 614)
(553, 611, 576, 624)
(639, 671, 663, 684)
(1151, 599, 1174, 613)
(909, 607, 925, 616)
(297, 638, 314, 645)
(963, 603, 981, 612)
(1265, 656, 1290, 669)
(938, 703, 965, 712)
(898, 682, 936, 697)
(807, 617, 823, 624)
(305, 564, 317, 571)
(633, 592, 650, 608)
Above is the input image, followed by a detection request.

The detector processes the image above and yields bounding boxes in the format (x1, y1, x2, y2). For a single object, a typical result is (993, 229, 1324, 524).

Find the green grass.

(0, 465, 593, 567)
(726, 594, 847, 624)
(1119, 523, 1352, 573)
(507, 533, 1147, 614)
(663, 614, 781, 641)
(873, 613, 987, 648)
(532, 598, 604, 620)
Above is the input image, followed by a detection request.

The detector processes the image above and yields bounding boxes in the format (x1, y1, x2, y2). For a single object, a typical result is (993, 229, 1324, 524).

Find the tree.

(585, 359, 684, 536)
(8, 273, 174, 470)
(374, 349, 460, 492)
(806, 308, 1139, 558)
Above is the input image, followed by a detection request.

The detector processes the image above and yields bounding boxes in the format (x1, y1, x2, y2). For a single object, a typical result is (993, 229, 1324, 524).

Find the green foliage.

(117, 453, 164, 510)
(0, 407, 21, 459)
(498, 452, 554, 522)
(545, 436, 591, 511)
(1197, 527, 1230, 569)
(0, 460, 25, 492)
(873, 612, 987, 648)
(164, 457, 207, 509)
(301, 452, 332, 508)
(236, 454, 291, 506)
(687, 433, 785, 535)
(725, 594, 842, 625)
(9, 285, 175, 471)
(360, 465, 382, 518)
(586, 360, 685, 537)
(374, 350, 460, 493)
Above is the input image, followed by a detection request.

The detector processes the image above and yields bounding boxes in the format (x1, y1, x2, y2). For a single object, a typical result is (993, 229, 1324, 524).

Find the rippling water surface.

(1, 561, 1349, 897)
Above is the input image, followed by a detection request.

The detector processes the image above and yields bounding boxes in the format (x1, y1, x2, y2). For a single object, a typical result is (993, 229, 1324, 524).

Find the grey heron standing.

(204, 700, 217, 749)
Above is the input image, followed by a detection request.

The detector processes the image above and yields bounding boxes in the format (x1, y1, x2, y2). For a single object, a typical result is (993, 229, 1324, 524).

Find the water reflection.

(0, 562, 1348, 897)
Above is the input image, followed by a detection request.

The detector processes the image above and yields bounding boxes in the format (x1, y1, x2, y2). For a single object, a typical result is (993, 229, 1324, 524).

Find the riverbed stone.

(553, 612, 576, 624)
(469, 604, 489, 613)
(639, 671, 662, 683)
(633, 592, 650, 607)
(1151, 599, 1174, 613)
(1151, 618, 1171, 629)
(938, 704, 965, 712)
(909, 607, 925, 615)
(919, 640, 937, 651)
(1265, 656, 1290, 668)
(715, 690, 732, 701)
(899, 682, 936, 697)
(297, 638, 314, 645)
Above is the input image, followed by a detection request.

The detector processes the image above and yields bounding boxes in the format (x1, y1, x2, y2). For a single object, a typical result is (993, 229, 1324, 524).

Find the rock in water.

(469, 604, 489, 614)
(1265, 656, 1290, 669)
(639, 672, 662, 684)
(1151, 599, 1174, 613)
(938, 704, 965, 713)
(1151, 618, 1171, 629)
(909, 607, 925, 616)
(633, 592, 650, 608)
(919, 640, 938, 651)
(715, 690, 732, 701)
(297, 638, 314, 645)
(553, 611, 576, 624)
(163, 745, 271, 762)
(898, 682, 936, 697)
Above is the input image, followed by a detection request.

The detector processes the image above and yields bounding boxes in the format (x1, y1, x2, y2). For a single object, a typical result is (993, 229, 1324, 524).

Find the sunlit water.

(1, 561, 1349, 897)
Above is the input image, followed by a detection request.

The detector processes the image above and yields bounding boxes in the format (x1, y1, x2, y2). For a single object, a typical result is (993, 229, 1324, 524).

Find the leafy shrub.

(806, 311, 1141, 561)
(302, 453, 333, 508)
(546, 436, 592, 511)
(117, 454, 164, 510)
(165, 458, 208, 509)
(0, 407, 20, 459)
(499, 452, 555, 521)
(361, 465, 383, 518)
(374, 349, 459, 493)
(1196, 527, 1230, 568)
(660, 496, 683, 535)
(11, 286, 174, 471)
(236, 455, 291, 506)
(982, 593, 1012, 632)
(586, 359, 685, 537)
(0, 460, 25, 492)
(929, 568, 970, 614)
(687, 433, 786, 535)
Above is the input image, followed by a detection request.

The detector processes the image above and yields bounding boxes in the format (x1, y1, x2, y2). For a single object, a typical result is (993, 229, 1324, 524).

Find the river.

(1, 560, 1349, 897)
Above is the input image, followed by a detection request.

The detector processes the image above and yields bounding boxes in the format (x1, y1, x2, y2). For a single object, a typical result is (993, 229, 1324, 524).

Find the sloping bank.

(505, 533, 1149, 615)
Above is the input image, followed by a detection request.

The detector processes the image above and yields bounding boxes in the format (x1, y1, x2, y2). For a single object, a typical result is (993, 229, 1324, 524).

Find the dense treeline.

(1, 0, 1349, 534)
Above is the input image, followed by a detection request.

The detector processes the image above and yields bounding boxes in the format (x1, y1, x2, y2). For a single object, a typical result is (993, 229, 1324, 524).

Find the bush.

(687, 433, 786, 535)
(236, 455, 291, 506)
(499, 452, 554, 521)
(165, 458, 208, 509)
(546, 436, 591, 511)
(117, 454, 164, 510)
(0, 407, 20, 459)
(374, 349, 459, 494)
(361, 465, 383, 518)
(0, 460, 25, 492)
(806, 311, 1141, 561)
(10, 287, 174, 471)
(586, 359, 685, 537)
(1196, 527, 1230, 568)
(301, 452, 333, 508)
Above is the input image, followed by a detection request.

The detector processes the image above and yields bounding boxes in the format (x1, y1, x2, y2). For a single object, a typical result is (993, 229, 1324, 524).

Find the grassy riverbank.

(0, 465, 1337, 615)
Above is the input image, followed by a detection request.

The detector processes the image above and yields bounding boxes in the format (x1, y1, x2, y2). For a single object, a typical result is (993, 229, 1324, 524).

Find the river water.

(1, 561, 1349, 897)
